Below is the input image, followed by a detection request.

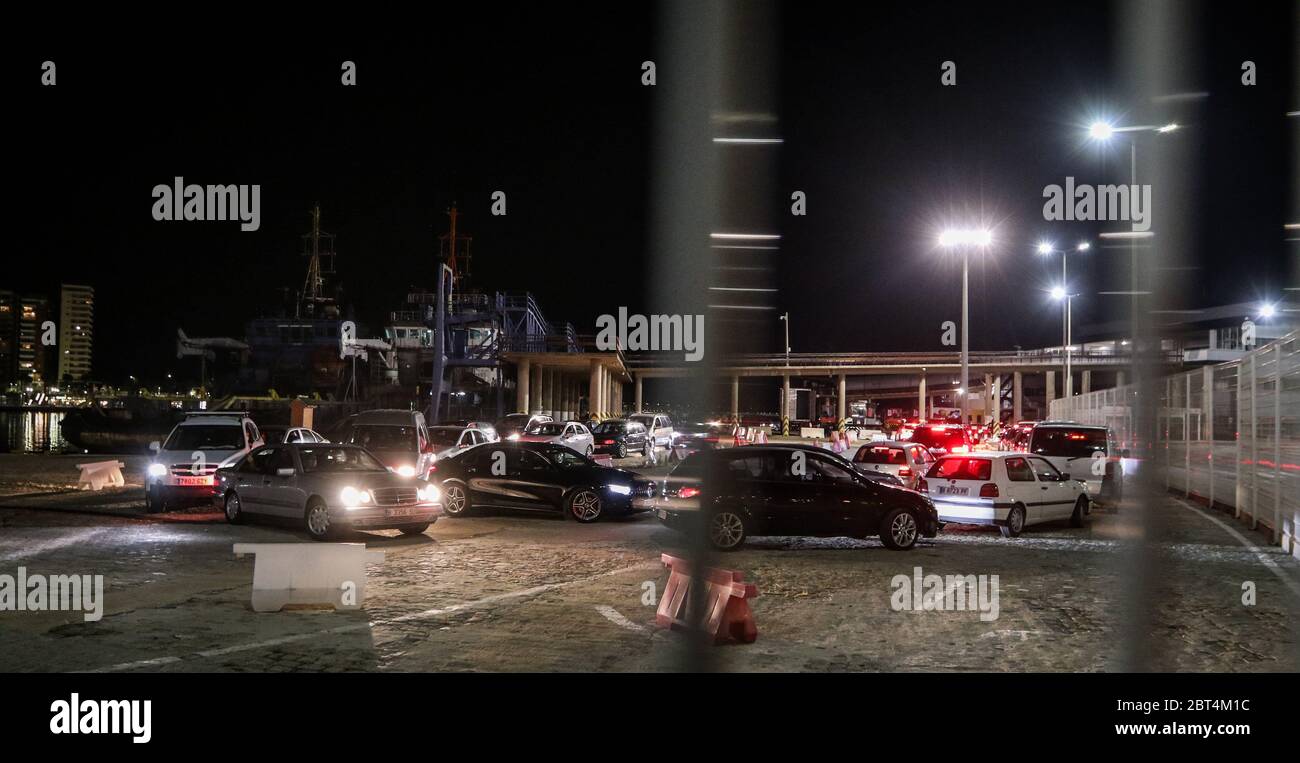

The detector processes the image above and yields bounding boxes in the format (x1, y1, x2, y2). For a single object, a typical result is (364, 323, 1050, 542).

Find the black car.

(590, 418, 652, 459)
(651, 444, 938, 551)
(434, 441, 650, 522)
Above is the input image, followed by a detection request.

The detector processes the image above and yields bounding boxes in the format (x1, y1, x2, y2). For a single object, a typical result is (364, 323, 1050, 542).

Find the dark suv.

(590, 419, 652, 458)
(650, 444, 939, 551)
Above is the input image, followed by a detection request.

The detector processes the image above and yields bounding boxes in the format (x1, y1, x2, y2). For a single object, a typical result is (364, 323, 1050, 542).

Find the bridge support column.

(983, 374, 993, 424)
(549, 368, 560, 418)
(516, 358, 531, 414)
(837, 374, 847, 430)
(781, 375, 791, 435)
(918, 374, 927, 420)
(991, 374, 1001, 424)
(1045, 371, 1056, 413)
(589, 360, 603, 419)
(634, 375, 643, 412)
(1013, 371, 1023, 422)
(731, 376, 739, 421)
(531, 364, 544, 413)
(1117, 371, 1127, 388)
(1081, 370, 1091, 395)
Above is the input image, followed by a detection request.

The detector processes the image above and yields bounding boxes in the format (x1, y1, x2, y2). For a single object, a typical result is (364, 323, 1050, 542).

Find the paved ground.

(1, 465, 1297, 672)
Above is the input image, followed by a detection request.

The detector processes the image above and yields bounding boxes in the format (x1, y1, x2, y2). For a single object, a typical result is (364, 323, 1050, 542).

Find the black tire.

(1110, 468, 1124, 505)
(442, 481, 471, 517)
(1000, 504, 1026, 538)
(644, 443, 653, 461)
(304, 499, 333, 541)
(224, 491, 244, 525)
(145, 486, 165, 513)
(1069, 497, 1087, 528)
(614, 443, 627, 459)
(584, 445, 594, 458)
(707, 509, 747, 551)
(879, 507, 920, 550)
(567, 488, 603, 523)
(399, 523, 430, 535)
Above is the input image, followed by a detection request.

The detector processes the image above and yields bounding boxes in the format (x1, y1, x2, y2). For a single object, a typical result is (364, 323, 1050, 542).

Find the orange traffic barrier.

(656, 553, 759, 644)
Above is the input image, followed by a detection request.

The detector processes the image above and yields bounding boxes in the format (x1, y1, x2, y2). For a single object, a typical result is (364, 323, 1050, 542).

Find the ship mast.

(298, 203, 337, 318)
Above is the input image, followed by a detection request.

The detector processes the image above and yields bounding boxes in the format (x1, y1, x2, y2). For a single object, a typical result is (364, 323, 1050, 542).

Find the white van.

(146, 412, 264, 512)
(1027, 422, 1125, 503)
(922, 453, 1090, 537)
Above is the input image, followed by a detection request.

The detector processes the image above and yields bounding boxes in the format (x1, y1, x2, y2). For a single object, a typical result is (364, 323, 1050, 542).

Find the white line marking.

(1174, 497, 1300, 600)
(0, 528, 108, 564)
(83, 561, 660, 673)
(595, 605, 649, 633)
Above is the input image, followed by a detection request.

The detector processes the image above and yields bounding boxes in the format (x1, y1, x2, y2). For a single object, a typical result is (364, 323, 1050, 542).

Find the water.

(0, 410, 70, 453)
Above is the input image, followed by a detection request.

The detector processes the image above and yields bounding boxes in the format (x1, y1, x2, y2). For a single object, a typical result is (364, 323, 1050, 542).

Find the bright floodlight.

(939, 228, 993, 247)
(1076, 241, 1091, 252)
(1036, 241, 1054, 255)
(1089, 121, 1114, 140)
(1050, 286, 1067, 301)
(1260, 303, 1276, 318)
(1157, 122, 1179, 133)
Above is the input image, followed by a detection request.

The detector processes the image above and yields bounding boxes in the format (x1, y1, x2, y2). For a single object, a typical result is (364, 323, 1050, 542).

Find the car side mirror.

(149, 440, 161, 453)
(275, 467, 295, 477)
(1060, 472, 1071, 481)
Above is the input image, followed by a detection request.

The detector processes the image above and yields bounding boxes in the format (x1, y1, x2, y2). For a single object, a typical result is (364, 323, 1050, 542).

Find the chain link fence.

(1051, 331, 1299, 559)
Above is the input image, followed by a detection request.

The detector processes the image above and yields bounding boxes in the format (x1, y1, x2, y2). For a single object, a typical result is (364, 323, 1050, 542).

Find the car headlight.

(396, 465, 417, 478)
(340, 486, 372, 506)
(417, 484, 441, 503)
(147, 463, 167, 479)
(507, 433, 521, 441)
(606, 484, 632, 495)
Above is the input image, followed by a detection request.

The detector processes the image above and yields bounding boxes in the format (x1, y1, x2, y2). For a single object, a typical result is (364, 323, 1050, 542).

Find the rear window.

(853, 445, 908, 465)
(926, 457, 992, 481)
(346, 425, 417, 451)
(910, 426, 967, 450)
(1030, 428, 1107, 459)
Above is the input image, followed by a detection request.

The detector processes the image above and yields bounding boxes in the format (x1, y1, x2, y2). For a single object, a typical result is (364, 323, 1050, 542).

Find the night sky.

(11, 2, 1296, 386)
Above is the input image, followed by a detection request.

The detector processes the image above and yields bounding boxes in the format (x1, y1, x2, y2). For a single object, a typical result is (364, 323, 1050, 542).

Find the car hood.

(155, 449, 243, 467)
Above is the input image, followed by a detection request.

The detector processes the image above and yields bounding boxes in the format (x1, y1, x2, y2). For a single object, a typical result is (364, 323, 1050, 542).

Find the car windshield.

(591, 421, 626, 434)
(629, 416, 655, 428)
(427, 428, 463, 445)
(545, 449, 591, 467)
(927, 457, 993, 481)
(527, 423, 565, 436)
(678, 422, 728, 436)
(854, 445, 907, 465)
(910, 426, 967, 449)
(347, 425, 417, 451)
(298, 446, 387, 473)
(1030, 428, 1107, 458)
(163, 424, 244, 451)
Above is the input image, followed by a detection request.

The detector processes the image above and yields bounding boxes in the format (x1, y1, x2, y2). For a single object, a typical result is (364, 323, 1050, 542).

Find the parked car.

(262, 426, 329, 445)
(426, 424, 494, 461)
(645, 444, 939, 551)
(908, 423, 973, 455)
(434, 441, 650, 522)
(1027, 422, 1125, 502)
(439, 419, 500, 442)
(671, 421, 737, 458)
(519, 420, 595, 456)
(590, 418, 652, 459)
(145, 411, 265, 512)
(335, 409, 436, 479)
(628, 412, 675, 449)
(216, 443, 442, 540)
(850, 440, 935, 490)
(920, 452, 1089, 537)
(495, 413, 554, 441)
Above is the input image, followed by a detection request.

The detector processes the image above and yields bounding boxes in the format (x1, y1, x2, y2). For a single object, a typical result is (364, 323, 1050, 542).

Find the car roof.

(856, 440, 908, 448)
(177, 416, 244, 426)
(350, 410, 423, 426)
(1034, 422, 1105, 430)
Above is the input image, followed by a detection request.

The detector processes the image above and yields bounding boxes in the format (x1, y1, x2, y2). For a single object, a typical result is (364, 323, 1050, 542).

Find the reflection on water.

(0, 410, 69, 453)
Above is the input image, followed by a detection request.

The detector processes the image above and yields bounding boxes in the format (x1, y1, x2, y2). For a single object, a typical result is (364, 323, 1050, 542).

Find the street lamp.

(1036, 240, 1091, 397)
(778, 312, 790, 366)
(939, 227, 994, 426)
(1052, 287, 1079, 398)
(1259, 302, 1277, 320)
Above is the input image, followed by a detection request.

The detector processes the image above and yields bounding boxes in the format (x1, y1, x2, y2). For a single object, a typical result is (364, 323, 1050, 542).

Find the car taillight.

(898, 467, 912, 477)
(979, 483, 999, 497)
(917, 478, 929, 492)
(602, 439, 615, 445)
(678, 486, 700, 499)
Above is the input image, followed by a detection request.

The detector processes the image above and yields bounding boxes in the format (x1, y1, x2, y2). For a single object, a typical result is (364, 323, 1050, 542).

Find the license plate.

(937, 485, 969, 496)
(176, 476, 212, 486)
(387, 506, 419, 517)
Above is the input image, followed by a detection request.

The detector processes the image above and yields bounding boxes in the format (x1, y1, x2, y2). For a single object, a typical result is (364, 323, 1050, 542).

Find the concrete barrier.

(75, 460, 126, 491)
(233, 543, 385, 612)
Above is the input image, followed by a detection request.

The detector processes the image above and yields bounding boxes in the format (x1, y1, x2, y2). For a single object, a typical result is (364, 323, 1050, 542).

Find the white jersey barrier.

(75, 460, 126, 491)
(233, 543, 385, 612)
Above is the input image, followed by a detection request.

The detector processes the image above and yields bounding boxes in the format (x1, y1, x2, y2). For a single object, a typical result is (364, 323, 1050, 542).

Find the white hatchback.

(921, 453, 1090, 537)
(849, 440, 934, 491)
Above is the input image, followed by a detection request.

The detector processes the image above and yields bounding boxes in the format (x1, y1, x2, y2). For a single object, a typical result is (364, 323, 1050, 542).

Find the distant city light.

(1076, 241, 1090, 252)
(1157, 122, 1179, 133)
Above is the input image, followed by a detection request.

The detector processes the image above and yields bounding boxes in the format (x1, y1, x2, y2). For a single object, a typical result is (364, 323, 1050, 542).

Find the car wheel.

(708, 510, 747, 551)
(567, 489, 602, 523)
(224, 491, 244, 525)
(1110, 468, 1124, 504)
(880, 507, 919, 550)
(399, 523, 430, 536)
(585, 445, 594, 458)
(442, 481, 471, 517)
(1000, 504, 1026, 538)
(615, 443, 627, 459)
(304, 499, 333, 541)
(1070, 497, 1088, 528)
(644, 443, 653, 461)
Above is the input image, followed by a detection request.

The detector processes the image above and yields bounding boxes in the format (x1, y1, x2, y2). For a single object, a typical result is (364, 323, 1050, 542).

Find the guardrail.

(1050, 332, 1299, 558)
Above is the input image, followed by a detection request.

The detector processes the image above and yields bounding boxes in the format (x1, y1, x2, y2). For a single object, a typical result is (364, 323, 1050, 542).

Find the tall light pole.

(939, 228, 993, 426)
(778, 312, 790, 366)
(1037, 240, 1090, 397)
(1052, 286, 1078, 397)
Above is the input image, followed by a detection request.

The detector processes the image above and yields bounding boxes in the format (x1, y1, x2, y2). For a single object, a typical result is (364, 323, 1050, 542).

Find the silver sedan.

(215, 444, 443, 540)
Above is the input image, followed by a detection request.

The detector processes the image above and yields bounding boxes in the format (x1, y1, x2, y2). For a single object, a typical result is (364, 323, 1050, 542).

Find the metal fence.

(1050, 330, 1299, 559)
